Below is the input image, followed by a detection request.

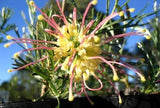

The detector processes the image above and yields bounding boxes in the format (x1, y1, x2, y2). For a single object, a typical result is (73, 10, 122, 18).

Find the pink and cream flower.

(5, 0, 150, 104)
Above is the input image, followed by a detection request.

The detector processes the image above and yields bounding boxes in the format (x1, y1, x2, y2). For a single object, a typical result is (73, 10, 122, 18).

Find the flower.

(5, 0, 148, 104)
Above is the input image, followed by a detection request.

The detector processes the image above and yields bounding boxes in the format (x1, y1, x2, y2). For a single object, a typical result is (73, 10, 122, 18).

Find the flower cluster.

(5, 0, 150, 104)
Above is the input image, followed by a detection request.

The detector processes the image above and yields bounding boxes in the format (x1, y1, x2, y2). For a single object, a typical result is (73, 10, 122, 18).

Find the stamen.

(6, 36, 57, 45)
(88, 56, 118, 80)
(31, 1, 63, 35)
(56, 0, 68, 25)
(51, 15, 65, 29)
(54, 64, 62, 71)
(37, 14, 44, 21)
(81, 1, 93, 30)
(80, 34, 95, 45)
(68, 65, 76, 101)
(83, 73, 103, 91)
(5, 41, 41, 48)
(13, 47, 53, 58)
(103, 51, 144, 61)
(68, 49, 77, 66)
(10, 55, 49, 72)
(5, 38, 56, 49)
(91, 12, 119, 34)
(82, 78, 94, 105)
(91, 8, 136, 35)
(83, 20, 94, 35)
(74, 82, 84, 94)
(137, 73, 146, 82)
(103, 31, 145, 44)
(109, 61, 146, 82)
(73, 7, 77, 26)
(97, 71, 122, 104)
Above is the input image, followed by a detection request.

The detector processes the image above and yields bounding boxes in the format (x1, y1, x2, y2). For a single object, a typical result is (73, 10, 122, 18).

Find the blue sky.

(0, 0, 158, 84)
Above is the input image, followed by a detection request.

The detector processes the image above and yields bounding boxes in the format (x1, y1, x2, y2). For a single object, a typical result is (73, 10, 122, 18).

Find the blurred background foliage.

(0, 70, 41, 101)
(0, 0, 160, 102)
(0, 7, 15, 43)
(135, 16, 160, 94)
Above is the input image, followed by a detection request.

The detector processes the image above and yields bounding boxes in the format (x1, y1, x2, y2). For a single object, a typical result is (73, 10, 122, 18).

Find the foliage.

(135, 15, 160, 94)
(0, 7, 15, 43)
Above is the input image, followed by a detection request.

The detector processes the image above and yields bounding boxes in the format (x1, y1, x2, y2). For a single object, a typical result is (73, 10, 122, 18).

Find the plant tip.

(119, 11, 124, 17)
(68, 95, 74, 101)
(92, 0, 98, 5)
(142, 29, 146, 33)
(4, 43, 10, 48)
(141, 58, 145, 62)
(6, 35, 13, 40)
(37, 14, 43, 21)
(119, 99, 122, 104)
(129, 8, 135, 13)
(29, 1, 34, 5)
(145, 36, 151, 40)
(8, 69, 13, 73)
(113, 75, 119, 81)
(13, 52, 20, 58)
(94, 36, 100, 43)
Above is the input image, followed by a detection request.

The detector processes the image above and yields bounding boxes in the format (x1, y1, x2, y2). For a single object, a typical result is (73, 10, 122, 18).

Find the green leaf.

(125, 4, 131, 18)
